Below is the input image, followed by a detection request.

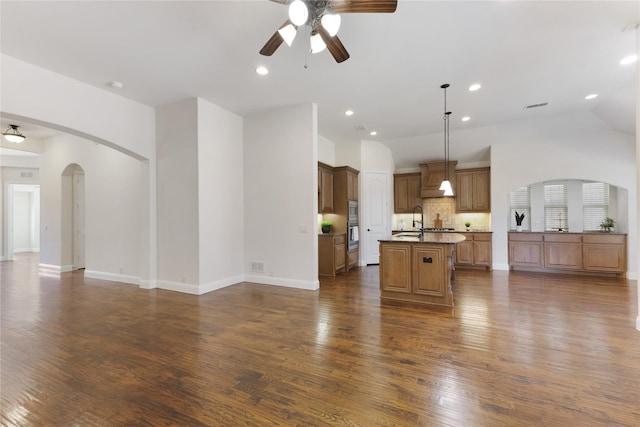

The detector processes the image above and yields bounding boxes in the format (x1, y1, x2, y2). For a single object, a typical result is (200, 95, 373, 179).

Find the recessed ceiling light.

(369, 131, 377, 136)
(345, 110, 354, 116)
(585, 94, 598, 100)
(461, 116, 471, 122)
(256, 66, 269, 75)
(620, 54, 638, 65)
(468, 83, 482, 91)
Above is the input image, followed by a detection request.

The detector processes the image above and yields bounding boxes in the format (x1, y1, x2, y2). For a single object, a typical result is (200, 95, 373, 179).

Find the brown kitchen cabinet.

(508, 233, 544, 268)
(393, 173, 422, 213)
(334, 166, 359, 203)
(455, 167, 490, 212)
(582, 234, 626, 273)
(509, 232, 626, 277)
(543, 234, 582, 270)
(347, 248, 359, 271)
(318, 162, 334, 213)
(319, 234, 346, 276)
(455, 232, 492, 270)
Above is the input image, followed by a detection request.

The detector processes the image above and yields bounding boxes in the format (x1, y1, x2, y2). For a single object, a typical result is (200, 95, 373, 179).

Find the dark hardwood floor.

(1, 253, 639, 426)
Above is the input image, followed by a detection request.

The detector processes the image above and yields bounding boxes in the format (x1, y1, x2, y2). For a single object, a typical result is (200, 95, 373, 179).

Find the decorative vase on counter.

(516, 225, 523, 232)
(322, 226, 330, 234)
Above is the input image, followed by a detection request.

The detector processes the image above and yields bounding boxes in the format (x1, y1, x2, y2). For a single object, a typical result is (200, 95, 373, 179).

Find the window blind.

(544, 184, 567, 231)
(509, 186, 530, 230)
(583, 182, 609, 231)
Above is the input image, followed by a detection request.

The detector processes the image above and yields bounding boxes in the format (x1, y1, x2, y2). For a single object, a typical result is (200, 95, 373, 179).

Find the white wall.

(1, 54, 155, 160)
(491, 111, 637, 278)
(39, 134, 145, 281)
(318, 134, 336, 166)
(156, 99, 201, 289)
(243, 103, 319, 289)
(197, 98, 245, 292)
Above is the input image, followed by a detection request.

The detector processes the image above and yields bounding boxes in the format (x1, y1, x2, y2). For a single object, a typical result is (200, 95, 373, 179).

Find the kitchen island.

(379, 233, 466, 307)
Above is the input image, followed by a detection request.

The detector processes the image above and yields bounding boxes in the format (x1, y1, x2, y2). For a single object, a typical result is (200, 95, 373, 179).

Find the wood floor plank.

(1, 253, 639, 426)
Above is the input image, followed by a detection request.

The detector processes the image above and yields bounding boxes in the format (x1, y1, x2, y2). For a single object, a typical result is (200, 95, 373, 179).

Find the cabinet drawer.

(544, 234, 581, 243)
(582, 234, 625, 245)
(509, 233, 543, 242)
(334, 234, 346, 245)
(473, 233, 492, 241)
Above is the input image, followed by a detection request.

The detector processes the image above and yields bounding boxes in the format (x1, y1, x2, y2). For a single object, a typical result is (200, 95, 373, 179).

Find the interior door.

(364, 172, 388, 265)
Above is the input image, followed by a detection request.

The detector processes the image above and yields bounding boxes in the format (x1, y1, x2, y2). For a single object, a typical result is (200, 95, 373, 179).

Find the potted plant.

(600, 217, 615, 233)
(515, 211, 525, 232)
(464, 221, 471, 231)
(321, 220, 332, 234)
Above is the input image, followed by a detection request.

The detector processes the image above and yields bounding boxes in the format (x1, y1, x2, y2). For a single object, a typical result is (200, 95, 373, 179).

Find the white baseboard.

(627, 272, 637, 280)
(155, 280, 201, 295)
(139, 279, 157, 289)
(492, 263, 510, 271)
(199, 275, 244, 295)
(637, 316, 640, 331)
(13, 248, 40, 253)
(60, 265, 74, 273)
(38, 263, 61, 276)
(84, 270, 140, 285)
(244, 274, 319, 291)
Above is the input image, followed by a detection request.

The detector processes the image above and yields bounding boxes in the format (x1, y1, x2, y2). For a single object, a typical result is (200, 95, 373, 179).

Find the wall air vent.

(21, 172, 34, 178)
(354, 124, 367, 132)
(250, 261, 265, 273)
(524, 102, 549, 109)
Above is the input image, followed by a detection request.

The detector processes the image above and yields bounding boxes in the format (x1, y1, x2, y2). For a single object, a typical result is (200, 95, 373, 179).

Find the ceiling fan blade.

(318, 27, 350, 63)
(330, 0, 397, 13)
(269, 0, 288, 3)
(259, 20, 291, 56)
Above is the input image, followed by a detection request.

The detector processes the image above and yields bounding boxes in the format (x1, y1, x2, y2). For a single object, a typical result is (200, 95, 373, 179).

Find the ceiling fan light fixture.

(278, 23, 297, 46)
(310, 31, 326, 53)
(321, 13, 341, 37)
(288, 0, 309, 26)
(2, 124, 26, 143)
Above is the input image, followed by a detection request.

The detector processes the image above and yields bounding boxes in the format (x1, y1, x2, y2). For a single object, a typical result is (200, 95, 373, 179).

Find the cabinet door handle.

(423, 257, 433, 263)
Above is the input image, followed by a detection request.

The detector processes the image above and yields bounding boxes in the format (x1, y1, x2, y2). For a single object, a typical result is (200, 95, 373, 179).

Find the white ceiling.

(1, 1, 637, 167)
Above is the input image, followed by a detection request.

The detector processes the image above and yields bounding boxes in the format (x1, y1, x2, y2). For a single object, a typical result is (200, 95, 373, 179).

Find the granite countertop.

(380, 232, 467, 244)
(393, 229, 492, 234)
(508, 231, 627, 235)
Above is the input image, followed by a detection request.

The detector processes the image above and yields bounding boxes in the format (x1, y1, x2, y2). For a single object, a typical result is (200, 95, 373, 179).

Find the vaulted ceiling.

(1, 1, 637, 167)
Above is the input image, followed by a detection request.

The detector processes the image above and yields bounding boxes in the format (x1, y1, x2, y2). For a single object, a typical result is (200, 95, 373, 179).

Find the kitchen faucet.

(412, 205, 424, 236)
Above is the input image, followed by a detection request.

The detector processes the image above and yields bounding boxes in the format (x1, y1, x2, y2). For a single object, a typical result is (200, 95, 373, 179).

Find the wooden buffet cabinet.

(508, 232, 627, 277)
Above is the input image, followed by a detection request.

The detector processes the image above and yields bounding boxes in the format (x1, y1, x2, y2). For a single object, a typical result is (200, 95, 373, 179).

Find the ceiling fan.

(260, 0, 398, 63)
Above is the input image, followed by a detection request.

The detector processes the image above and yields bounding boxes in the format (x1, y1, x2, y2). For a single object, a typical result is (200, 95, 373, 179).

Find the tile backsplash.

(393, 198, 491, 231)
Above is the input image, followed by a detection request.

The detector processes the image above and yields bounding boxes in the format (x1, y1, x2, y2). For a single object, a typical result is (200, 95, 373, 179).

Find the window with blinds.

(583, 182, 609, 231)
(544, 183, 567, 231)
(509, 186, 530, 230)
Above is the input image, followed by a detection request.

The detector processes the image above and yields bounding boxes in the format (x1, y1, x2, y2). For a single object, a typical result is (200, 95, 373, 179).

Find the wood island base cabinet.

(379, 241, 457, 307)
(508, 232, 627, 278)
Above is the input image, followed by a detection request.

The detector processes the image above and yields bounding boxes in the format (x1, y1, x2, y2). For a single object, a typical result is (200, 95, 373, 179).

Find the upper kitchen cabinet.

(318, 162, 334, 213)
(455, 167, 490, 212)
(334, 166, 359, 202)
(394, 173, 421, 213)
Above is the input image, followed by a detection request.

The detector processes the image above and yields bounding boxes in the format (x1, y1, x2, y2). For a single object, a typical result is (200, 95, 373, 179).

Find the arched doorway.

(61, 164, 85, 271)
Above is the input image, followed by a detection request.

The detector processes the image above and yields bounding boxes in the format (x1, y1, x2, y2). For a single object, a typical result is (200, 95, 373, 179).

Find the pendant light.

(2, 124, 26, 143)
(439, 84, 454, 196)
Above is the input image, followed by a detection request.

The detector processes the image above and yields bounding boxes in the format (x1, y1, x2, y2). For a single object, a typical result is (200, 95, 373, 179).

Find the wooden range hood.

(420, 161, 457, 198)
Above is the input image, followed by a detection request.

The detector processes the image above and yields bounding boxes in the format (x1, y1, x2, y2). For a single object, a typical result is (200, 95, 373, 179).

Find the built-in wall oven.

(347, 201, 359, 250)
(348, 222, 359, 250)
